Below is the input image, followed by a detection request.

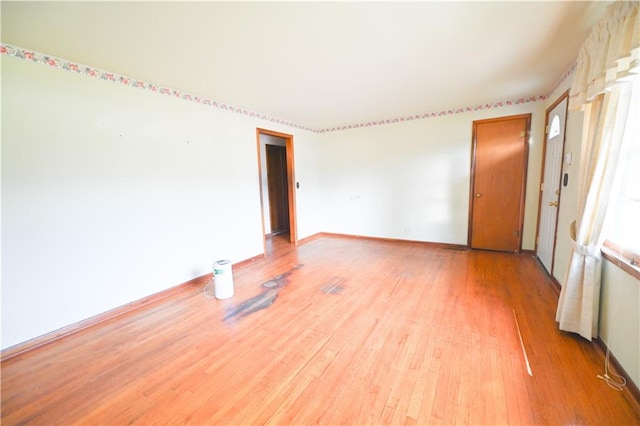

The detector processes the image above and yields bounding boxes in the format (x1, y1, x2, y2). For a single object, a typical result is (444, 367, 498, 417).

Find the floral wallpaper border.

(1, 43, 574, 134)
(0, 43, 316, 133)
(547, 61, 576, 98)
(320, 95, 548, 133)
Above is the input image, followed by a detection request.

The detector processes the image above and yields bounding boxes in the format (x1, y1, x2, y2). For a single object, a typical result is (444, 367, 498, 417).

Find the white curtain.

(556, 1, 639, 340)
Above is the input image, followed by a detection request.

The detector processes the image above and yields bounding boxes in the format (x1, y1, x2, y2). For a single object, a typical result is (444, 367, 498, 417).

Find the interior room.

(2, 1, 639, 424)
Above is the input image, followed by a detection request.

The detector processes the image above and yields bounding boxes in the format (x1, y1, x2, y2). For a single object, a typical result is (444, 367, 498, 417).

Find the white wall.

(1, 56, 323, 349)
(546, 76, 640, 388)
(318, 104, 546, 248)
(600, 260, 640, 387)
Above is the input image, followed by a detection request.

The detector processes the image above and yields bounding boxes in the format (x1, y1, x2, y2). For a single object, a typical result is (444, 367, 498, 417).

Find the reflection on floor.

(265, 231, 290, 257)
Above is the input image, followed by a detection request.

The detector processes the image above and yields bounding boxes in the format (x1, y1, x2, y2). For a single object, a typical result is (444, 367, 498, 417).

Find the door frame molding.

(534, 90, 569, 274)
(468, 113, 531, 252)
(256, 128, 297, 248)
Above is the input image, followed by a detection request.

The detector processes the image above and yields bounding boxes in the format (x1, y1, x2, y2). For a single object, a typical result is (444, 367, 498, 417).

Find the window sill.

(601, 245, 640, 280)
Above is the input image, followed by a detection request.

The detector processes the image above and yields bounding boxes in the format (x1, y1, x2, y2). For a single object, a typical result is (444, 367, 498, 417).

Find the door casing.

(256, 128, 297, 248)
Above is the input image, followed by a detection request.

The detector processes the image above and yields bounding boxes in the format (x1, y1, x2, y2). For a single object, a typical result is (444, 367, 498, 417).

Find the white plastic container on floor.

(213, 259, 234, 299)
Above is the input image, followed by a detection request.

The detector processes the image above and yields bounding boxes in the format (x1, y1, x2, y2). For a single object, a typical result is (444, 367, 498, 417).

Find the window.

(549, 114, 561, 139)
(603, 74, 640, 278)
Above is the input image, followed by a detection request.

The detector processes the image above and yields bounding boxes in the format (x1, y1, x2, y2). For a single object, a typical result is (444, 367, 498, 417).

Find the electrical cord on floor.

(597, 346, 627, 391)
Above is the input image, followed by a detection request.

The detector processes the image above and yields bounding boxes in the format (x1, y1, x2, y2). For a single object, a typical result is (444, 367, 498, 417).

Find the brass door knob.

(476, 193, 482, 198)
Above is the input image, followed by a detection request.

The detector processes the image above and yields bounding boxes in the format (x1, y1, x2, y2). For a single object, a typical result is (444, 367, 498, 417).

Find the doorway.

(535, 92, 568, 274)
(469, 114, 531, 252)
(266, 144, 289, 234)
(257, 128, 297, 249)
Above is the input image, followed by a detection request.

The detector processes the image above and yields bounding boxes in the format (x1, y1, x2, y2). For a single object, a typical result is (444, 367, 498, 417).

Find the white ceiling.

(2, 1, 609, 131)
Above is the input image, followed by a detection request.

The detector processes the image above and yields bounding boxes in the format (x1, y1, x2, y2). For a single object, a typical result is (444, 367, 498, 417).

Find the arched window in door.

(549, 114, 561, 138)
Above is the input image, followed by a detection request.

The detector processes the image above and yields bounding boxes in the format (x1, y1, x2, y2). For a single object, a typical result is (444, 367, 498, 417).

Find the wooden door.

(469, 114, 530, 252)
(266, 144, 289, 234)
(536, 94, 568, 273)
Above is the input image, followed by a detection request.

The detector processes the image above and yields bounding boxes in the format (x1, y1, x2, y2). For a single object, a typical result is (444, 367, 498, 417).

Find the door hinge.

(545, 124, 549, 134)
(540, 182, 544, 191)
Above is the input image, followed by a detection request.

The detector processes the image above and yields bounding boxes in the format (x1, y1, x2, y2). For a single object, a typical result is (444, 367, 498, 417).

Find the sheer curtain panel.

(556, 1, 639, 340)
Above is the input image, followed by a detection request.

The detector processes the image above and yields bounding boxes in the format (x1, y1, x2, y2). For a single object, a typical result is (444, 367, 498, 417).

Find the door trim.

(467, 113, 531, 252)
(256, 128, 297, 247)
(534, 90, 569, 274)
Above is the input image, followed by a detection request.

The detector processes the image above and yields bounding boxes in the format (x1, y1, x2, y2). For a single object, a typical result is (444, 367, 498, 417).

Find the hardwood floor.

(2, 235, 639, 424)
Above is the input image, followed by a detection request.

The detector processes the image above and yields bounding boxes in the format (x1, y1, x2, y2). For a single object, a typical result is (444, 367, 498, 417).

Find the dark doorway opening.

(266, 144, 289, 235)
